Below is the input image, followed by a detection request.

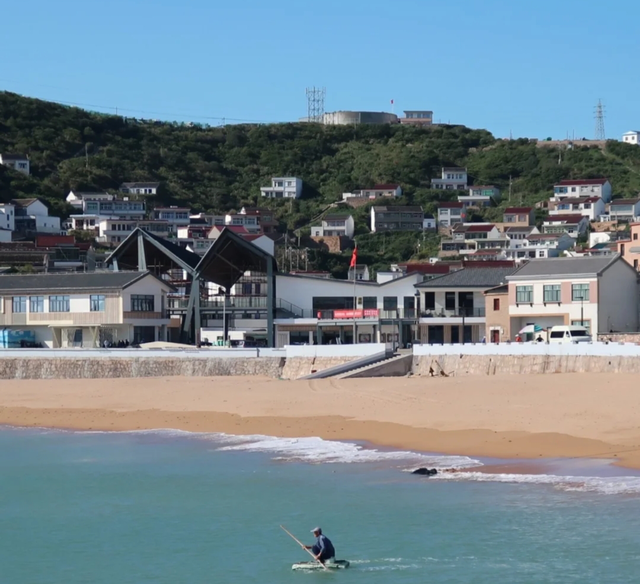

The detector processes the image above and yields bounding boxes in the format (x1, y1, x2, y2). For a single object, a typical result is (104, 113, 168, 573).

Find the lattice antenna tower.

(594, 99, 606, 140)
(306, 87, 326, 123)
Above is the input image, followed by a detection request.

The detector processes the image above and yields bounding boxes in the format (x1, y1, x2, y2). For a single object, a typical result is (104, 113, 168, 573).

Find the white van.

(548, 325, 592, 344)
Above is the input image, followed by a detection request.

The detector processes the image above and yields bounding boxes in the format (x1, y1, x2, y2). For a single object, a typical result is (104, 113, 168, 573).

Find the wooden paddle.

(280, 525, 329, 571)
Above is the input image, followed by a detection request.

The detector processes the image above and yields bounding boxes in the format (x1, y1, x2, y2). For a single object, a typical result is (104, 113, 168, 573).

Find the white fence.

(0, 348, 287, 359)
(283, 343, 388, 358)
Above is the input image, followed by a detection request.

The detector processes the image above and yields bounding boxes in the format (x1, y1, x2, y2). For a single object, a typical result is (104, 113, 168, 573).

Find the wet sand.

(1, 373, 639, 469)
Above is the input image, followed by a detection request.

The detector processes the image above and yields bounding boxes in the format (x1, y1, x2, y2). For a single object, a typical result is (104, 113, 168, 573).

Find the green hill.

(2, 90, 640, 274)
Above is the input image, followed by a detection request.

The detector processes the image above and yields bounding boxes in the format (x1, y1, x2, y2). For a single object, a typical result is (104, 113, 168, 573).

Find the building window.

(131, 295, 155, 312)
(445, 291, 456, 310)
(12, 296, 27, 313)
(516, 285, 533, 304)
(30, 296, 44, 313)
(634, 233, 638, 241)
(493, 298, 500, 311)
(383, 296, 398, 311)
(49, 295, 70, 312)
(635, 259, 638, 270)
(363, 296, 377, 309)
(423, 292, 435, 311)
(543, 284, 561, 303)
(572, 284, 590, 302)
(90, 295, 106, 312)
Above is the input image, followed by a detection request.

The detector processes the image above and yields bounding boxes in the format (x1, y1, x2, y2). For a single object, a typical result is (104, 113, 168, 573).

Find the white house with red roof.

(549, 196, 605, 221)
(502, 207, 535, 227)
(541, 214, 589, 238)
(441, 223, 509, 256)
(505, 232, 574, 262)
(552, 178, 612, 203)
(604, 198, 640, 223)
(437, 201, 466, 227)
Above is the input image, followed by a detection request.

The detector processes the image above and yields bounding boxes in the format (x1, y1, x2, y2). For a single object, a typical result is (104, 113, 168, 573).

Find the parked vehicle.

(548, 325, 591, 344)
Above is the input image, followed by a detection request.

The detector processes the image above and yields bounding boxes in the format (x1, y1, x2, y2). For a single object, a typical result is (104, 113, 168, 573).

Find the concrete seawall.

(413, 354, 640, 376)
(0, 357, 286, 380)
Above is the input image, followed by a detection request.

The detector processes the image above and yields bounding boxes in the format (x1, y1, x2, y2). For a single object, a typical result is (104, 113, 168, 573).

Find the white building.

(541, 214, 589, 238)
(423, 214, 436, 230)
(98, 219, 170, 244)
(458, 185, 501, 207)
(437, 202, 466, 227)
(0, 229, 11, 242)
(605, 199, 640, 223)
(151, 207, 191, 232)
(622, 131, 640, 145)
(371, 206, 425, 232)
(505, 232, 575, 262)
(549, 196, 605, 221)
(552, 179, 612, 204)
(66, 191, 114, 208)
(260, 177, 303, 199)
(0, 271, 174, 348)
(0, 203, 15, 231)
(415, 266, 516, 344)
(273, 272, 424, 348)
(81, 198, 145, 219)
(431, 167, 468, 191)
(0, 153, 29, 175)
(119, 182, 160, 195)
(11, 198, 61, 234)
(342, 184, 402, 200)
(310, 214, 355, 239)
(507, 255, 638, 336)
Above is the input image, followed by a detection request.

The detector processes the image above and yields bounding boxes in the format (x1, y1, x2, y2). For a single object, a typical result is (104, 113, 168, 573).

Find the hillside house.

(437, 202, 466, 228)
(11, 198, 61, 235)
(342, 184, 402, 200)
(260, 177, 303, 199)
(552, 179, 612, 203)
(371, 206, 424, 232)
(541, 214, 589, 238)
(622, 131, 640, 145)
(119, 182, 160, 195)
(0, 153, 29, 175)
(549, 196, 604, 221)
(458, 186, 501, 208)
(431, 167, 468, 191)
(311, 214, 355, 239)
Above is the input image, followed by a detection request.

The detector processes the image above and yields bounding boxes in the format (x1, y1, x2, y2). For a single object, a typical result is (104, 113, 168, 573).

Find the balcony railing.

(420, 307, 486, 318)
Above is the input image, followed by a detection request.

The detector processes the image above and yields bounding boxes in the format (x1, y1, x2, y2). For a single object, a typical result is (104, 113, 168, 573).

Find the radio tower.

(594, 99, 606, 140)
(306, 87, 326, 123)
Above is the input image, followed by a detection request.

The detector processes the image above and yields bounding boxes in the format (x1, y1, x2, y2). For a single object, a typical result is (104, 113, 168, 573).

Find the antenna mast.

(594, 99, 606, 140)
(305, 87, 326, 123)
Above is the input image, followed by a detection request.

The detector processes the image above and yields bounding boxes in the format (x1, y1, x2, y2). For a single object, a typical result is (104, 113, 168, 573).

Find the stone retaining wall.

(0, 357, 286, 380)
(413, 354, 640, 376)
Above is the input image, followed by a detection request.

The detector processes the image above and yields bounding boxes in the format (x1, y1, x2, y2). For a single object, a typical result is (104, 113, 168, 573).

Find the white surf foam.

(214, 434, 480, 467)
(435, 471, 640, 495)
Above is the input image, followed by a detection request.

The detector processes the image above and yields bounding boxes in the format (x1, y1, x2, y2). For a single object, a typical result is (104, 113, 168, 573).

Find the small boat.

(292, 559, 350, 571)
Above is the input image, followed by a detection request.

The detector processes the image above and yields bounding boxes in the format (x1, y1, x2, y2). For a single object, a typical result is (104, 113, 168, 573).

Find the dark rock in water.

(412, 467, 438, 476)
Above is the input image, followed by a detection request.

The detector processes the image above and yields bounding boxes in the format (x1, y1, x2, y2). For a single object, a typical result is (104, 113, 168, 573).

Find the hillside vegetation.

(2, 91, 640, 274)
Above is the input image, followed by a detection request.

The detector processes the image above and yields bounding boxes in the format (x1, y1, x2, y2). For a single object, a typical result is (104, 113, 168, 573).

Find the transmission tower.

(305, 87, 326, 123)
(594, 99, 606, 140)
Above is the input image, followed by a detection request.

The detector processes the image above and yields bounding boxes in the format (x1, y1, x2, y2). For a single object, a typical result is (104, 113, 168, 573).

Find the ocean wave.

(435, 471, 640, 495)
(214, 434, 480, 467)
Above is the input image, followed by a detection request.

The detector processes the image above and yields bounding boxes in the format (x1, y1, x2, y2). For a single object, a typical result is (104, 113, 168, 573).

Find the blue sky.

(1, 0, 637, 139)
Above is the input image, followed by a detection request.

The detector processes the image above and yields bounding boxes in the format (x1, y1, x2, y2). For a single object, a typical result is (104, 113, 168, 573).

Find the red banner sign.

(320, 308, 379, 319)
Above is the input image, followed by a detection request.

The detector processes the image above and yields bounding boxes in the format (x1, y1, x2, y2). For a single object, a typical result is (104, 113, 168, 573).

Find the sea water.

(2, 428, 640, 583)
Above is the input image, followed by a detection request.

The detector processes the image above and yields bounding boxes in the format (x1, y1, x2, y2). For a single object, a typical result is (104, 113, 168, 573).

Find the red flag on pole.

(390, 99, 394, 105)
(350, 245, 357, 268)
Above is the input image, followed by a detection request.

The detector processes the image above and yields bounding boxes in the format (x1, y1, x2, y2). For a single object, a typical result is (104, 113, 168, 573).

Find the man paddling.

(303, 527, 335, 564)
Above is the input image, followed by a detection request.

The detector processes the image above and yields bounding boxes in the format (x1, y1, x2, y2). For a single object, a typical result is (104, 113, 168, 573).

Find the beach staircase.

(333, 351, 413, 379)
(299, 350, 413, 380)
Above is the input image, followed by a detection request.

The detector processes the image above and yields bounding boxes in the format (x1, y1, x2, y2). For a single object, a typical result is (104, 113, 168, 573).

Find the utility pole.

(508, 175, 512, 202)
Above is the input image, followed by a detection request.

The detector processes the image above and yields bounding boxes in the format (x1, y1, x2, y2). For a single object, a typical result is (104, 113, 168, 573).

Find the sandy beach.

(1, 373, 640, 469)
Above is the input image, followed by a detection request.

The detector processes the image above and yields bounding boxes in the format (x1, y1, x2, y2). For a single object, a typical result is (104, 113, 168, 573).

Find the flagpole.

(353, 261, 357, 344)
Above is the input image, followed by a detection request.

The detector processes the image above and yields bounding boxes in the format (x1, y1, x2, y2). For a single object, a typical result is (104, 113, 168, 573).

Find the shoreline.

(0, 406, 636, 473)
(1, 373, 640, 471)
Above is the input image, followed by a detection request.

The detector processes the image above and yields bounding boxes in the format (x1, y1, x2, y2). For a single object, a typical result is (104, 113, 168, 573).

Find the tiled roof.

(372, 206, 422, 212)
(543, 214, 585, 223)
(557, 178, 608, 186)
(469, 185, 497, 189)
(120, 182, 160, 189)
(0, 271, 160, 292)
(10, 198, 42, 208)
(0, 153, 28, 161)
(438, 202, 464, 208)
(465, 224, 495, 233)
(508, 255, 621, 279)
(371, 184, 400, 190)
(416, 267, 517, 288)
(610, 198, 640, 205)
(504, 207, 533, 214)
